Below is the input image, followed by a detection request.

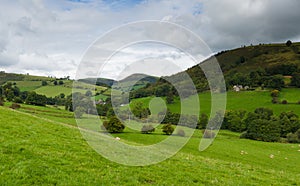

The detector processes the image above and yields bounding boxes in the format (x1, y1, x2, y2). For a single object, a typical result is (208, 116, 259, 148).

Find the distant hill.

(79, 73, 158, 92)
(78, 78, 115, 87)
(130, 41, 300, 98)
(115, 73, 158, 92)
(0, 71, 52, 85)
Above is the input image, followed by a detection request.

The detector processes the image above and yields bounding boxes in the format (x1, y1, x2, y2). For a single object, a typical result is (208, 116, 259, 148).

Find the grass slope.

(0, 105, 299, 185)
(131, 88, 300, 116)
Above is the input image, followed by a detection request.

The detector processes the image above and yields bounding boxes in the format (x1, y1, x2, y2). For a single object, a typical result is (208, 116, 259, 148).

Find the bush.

(287, 133, 299, 143)
(0, 97, 4, 106)
(13, 97, 23, 104)
(240, 131, 247, 139)
(203, 130, 216, 138)
(10, 103, 21, 109)
(177, 129, 185, 137)
(103, 116, 125, 133)
(162, 124, 174, 135)
(298, 100, 300, 104)
(286, 40, 292, 47)
(296, 129, 300, 139)
(282, 100, 288, 104)
(74, 106, 86, 118)
(141, 125, 155, 134)
(270, 89, 279, 97)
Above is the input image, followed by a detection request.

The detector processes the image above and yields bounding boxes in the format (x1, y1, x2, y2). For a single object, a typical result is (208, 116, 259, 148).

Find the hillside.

(0, 105, 299, 185)
(0, 71, 52, 85)
(130, 42, 300, 98)
(0, 72, 107, 98)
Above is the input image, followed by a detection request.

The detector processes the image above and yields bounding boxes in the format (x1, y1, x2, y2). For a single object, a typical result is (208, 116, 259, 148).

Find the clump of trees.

(287, 129, 300, 143)
(102, 116, 125, 133)
(162, 124, 174, 135)
(235, 108, 300, 142)
(141, 125, 155, 134)
(74, 106, 86, 118)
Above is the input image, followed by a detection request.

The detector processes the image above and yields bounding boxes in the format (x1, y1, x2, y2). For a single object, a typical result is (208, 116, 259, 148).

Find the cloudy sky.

(1, 0, 300, 79)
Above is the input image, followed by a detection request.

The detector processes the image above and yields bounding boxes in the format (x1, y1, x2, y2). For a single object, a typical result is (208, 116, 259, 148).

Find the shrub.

(287, 133, 299, 143)
(10, 103, 21, 109)
(103, 116, 125, 133)
(296, 129, 300, 139)
(298, 100, 300, 104)
(74, 106, 86, 118)
(177, 129, 185, 137)
(270, 89, 279, 97)
(162, 124, 174, 135)
(286, 40, 292, 47)
(282, 100, 288, 104)
(141, 125, 155, 134)
(13, 97, 23, 104)
(203, 130, 216, 138)
(0, 97, 4, 106)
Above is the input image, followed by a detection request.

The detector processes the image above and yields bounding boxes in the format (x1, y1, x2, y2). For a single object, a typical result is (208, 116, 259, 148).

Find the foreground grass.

(0, 106, 300, 185)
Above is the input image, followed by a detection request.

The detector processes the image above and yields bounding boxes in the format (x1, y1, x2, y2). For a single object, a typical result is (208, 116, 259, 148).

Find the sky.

(1, 0, 300, 79)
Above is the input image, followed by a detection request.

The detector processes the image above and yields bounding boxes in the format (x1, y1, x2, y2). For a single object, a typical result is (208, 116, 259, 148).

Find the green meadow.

(1, 102, 300, 185)
(131, 88, 300, 116)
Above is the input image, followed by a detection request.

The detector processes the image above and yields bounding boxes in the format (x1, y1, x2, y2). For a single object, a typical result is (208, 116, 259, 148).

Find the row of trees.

(219, 108, 300, 142)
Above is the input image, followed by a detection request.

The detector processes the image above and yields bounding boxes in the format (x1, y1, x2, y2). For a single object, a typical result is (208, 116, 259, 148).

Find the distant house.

(96, 99, 106, 105)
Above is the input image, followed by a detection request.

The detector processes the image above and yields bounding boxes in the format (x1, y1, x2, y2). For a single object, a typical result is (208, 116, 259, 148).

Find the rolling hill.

(0, 105, 299, 185)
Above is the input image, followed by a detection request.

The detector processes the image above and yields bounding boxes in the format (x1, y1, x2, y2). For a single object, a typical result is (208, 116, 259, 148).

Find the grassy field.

(7, 79, 107, 98)
(34, 85, 87, 97)
(13, 81, 43, 92)
(130, 88, 300, 116)
(0, 104, 300, 185)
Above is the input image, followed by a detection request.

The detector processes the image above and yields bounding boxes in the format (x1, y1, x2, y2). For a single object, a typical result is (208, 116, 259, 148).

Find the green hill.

(0, 105, 299, 185)
(0, 71, 51, 85)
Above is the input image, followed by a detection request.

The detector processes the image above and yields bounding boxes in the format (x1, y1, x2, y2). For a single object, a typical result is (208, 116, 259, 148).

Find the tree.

(286, 40, 292, 47)
(223, 110, 247, 132)
(6, 90, 15, 102)
(59, 93, 65, 99)
(25, 91, 47, 106)
(102, 116, 125, 133)
(162, 124, 174, 135)
(197, 113, 208, 129)
(131, 101, 150, 119)
(266, 75, 285, 90)
(279, 115, 292, 137)
(291, 72, 300, 87)
(74, 106, 85, 118)
(243, 118, 281, 142)
(85, 90, 93, 97)
(166, 93, 174, 104)
(42, 81, 48, 86)
(254, 107, 273, 120)
(141, 125, 155, 134)
(270, 90, 280, 97)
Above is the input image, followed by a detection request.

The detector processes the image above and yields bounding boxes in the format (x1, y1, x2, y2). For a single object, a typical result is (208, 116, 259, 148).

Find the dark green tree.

(162, 124, 174, 135)
(103, 116, 125, 133)
(42, 81, 48, 86)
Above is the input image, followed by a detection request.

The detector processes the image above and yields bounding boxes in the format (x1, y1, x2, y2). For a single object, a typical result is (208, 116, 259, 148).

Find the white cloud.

(0, 0, 300, 79)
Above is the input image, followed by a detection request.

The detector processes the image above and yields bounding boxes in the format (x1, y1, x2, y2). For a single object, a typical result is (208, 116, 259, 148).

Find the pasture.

(0, 104, 299, 185)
